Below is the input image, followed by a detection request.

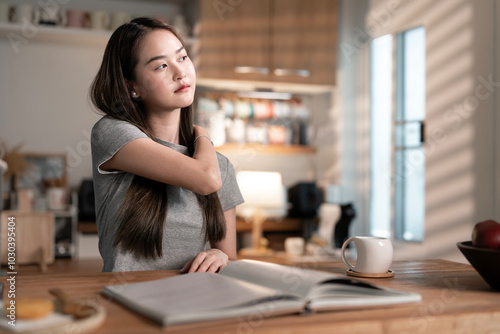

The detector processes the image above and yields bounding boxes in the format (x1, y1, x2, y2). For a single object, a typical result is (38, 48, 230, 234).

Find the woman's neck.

(148, 108, 181, 144)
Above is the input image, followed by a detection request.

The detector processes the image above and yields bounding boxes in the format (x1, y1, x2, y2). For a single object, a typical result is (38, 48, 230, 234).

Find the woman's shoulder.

(92, 115, 138, 132)
(91, 116, 147, 141)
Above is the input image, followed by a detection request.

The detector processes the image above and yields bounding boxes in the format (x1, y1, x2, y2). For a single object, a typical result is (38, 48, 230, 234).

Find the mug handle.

(341, 236, 356, 270)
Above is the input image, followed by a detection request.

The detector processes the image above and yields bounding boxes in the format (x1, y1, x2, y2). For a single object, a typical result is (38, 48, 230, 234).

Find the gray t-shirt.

(91, 116, 244, 272)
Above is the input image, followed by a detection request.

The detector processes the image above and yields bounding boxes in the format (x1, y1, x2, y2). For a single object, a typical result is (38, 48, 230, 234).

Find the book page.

(220, 260, 345, 298)
(102, 271, 302, 325)
(220, 260, 421, 312)
(308, 284, 422, 310)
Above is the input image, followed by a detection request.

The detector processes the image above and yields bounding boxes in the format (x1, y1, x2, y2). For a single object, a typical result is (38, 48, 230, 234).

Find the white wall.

(339, 0, 499, 262)
(0, 37, 103, 188)
(337, 0, 370, 237)
(0, 0, 181, 189)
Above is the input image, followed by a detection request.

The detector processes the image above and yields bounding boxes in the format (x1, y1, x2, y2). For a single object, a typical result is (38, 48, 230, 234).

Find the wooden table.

(2, 259, 500, 333)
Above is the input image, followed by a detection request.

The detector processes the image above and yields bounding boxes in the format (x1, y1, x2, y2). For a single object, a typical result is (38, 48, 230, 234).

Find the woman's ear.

(126, 80, 142, 99)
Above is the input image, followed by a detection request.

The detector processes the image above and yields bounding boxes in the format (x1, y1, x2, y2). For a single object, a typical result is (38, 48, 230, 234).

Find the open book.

(101, 259, 421, 326)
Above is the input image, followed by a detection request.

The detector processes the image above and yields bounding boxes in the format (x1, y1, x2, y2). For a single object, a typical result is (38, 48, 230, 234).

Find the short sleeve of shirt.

(216, 153, 244, 212)
(91, 116, 148, 175)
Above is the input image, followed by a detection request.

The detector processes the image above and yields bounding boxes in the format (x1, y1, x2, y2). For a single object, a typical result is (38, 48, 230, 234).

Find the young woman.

(89, 17, 243, 273)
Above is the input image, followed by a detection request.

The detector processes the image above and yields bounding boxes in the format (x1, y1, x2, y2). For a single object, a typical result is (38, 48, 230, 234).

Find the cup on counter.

(11, 4, 38, 24)
(90, 10, 110, 30)
(0, 2, 10, 23)
(66, 9, 89, 28)
(341, 236, 393, 274)
(226, 118, 246, 143)
(110, 11, 131, 30)
(207, 111, 226, 147)
(47, 187, 66, 211)
(285, 237, 304, 257)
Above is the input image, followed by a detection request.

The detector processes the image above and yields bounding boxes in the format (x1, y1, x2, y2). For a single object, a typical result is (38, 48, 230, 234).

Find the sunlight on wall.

(362, 0, 480, 262)
(426, 126, 474, 187)
(423, 1, 475, 262)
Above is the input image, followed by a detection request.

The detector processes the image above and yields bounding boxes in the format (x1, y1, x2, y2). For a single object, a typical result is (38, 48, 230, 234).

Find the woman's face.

(131, 29, 196, 113)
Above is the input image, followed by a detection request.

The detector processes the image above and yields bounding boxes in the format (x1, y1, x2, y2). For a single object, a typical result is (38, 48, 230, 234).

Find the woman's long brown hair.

(89, 17, 225, 259)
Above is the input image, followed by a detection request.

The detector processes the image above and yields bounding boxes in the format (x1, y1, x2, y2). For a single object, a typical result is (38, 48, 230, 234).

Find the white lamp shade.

(237, 171, 284, 209)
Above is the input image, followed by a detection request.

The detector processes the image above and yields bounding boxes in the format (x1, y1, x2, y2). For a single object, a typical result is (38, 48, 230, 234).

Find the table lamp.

(236, 171, 284, 255)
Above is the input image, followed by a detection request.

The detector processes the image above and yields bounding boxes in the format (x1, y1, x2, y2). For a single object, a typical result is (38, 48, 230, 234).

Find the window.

(369, 35, 393, 238)
(394, 26, 426, 242)
(369, 27, 426, 242)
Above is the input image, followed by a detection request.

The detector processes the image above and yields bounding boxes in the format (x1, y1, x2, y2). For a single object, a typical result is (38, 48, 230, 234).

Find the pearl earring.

(131, 91, 137, 98)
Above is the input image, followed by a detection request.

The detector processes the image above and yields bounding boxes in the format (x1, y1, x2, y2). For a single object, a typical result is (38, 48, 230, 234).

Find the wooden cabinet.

(272, 0, 338, 85)
(197, 0, 271, 82)
(197, 0, 338, 86)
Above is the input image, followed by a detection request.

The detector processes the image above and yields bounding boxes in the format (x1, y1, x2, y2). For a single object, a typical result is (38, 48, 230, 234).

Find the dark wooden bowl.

(457, 241, 500, 291)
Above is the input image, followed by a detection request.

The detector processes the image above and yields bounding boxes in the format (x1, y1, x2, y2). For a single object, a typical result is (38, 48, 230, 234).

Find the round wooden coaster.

(346, 269, 395, 278)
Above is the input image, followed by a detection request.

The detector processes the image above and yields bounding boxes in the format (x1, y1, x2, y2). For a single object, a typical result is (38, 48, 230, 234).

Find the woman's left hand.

(180, 248, 229, 274)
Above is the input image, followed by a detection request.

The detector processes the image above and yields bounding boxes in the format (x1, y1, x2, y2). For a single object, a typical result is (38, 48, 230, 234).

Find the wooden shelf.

(0, 22, 111, 46)
(0, 22, 197, 47)
(215, 143, 316, 155)
(196, 78, 335, 95)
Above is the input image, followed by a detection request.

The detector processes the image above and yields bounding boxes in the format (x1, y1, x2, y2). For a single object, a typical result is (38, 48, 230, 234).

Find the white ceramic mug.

(285, 237, 304, 257)
(12, 4, 38, 24)
(47, 187, 66, 211)
(341, 236, 393, 274)
(90, 10, 109, 30)
(0, 2, 10, 23)
(226, 118, 246, 143)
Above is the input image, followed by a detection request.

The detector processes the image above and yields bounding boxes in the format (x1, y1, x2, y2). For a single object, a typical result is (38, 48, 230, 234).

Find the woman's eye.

(156, 64, 167, 70)
(179, 55, 188, 62)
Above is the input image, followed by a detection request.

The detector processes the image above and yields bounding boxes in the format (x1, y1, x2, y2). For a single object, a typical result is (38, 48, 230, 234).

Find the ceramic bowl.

(457, 241, 500, 291)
